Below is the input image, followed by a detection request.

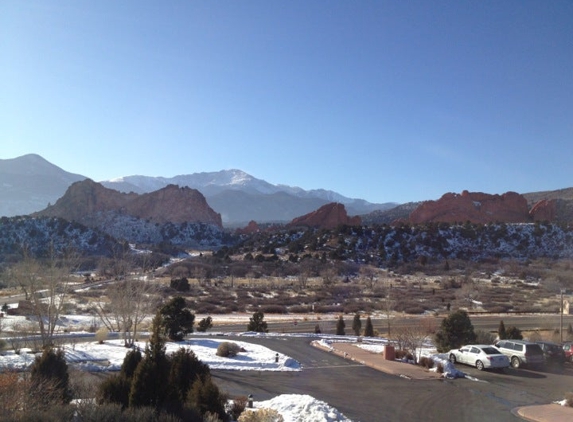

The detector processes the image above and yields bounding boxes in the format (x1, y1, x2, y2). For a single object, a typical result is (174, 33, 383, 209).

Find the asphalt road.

(211, 335, 573, 422)
(212, 313, 573, 341)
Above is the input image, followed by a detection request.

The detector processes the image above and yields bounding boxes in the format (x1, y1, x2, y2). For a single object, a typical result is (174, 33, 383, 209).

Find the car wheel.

(476, 360, 484, 371)
(449, 354, 457, 364)
(511, 357, 521, 368)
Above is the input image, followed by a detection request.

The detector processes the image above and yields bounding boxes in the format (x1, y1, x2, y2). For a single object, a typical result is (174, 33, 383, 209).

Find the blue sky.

(1, 1, 571, 204)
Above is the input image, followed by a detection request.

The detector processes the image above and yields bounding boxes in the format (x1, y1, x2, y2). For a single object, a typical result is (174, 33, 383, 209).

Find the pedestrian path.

(312, 341, 442, 380)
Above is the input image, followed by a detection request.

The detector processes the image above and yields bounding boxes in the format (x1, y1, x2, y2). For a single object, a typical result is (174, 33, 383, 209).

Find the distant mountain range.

(0, 154, 86, 217)
(0, 154, 396, 225)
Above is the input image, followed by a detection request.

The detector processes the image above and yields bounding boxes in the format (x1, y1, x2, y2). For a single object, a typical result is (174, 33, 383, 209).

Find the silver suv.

(494, 340, 544, 369)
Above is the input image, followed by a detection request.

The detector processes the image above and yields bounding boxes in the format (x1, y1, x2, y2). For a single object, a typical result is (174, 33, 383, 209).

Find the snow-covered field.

(5, 312, 568, 420)
(0, 313, 356, 421)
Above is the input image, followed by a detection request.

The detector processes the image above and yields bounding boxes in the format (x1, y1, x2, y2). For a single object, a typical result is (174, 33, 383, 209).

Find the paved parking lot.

(211, 336, 573, 421)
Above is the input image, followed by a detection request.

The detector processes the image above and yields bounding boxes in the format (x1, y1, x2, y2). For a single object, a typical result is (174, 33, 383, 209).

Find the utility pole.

(560, 289, 565, 344)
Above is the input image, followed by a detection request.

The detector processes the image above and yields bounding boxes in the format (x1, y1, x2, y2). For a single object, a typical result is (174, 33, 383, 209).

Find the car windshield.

(481, 347, 500, 355)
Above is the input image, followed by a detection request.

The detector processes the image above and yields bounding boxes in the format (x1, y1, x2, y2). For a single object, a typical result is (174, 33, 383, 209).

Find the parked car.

(535, 341, 566, 365)
(494, 340, 545, 369)
(562, 342, 573, 363)
(448, 345, 510, 371)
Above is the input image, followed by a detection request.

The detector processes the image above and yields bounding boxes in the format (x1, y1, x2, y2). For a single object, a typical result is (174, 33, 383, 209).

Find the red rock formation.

(236, 220, 260, 235)
(127, 185, 221, 226)
(529, 199, 557, 222)
(33, 179, 134, 222)
(35, 180, 222, 227)
(408, 190, 530, 224)
(288, 203, 361, 229)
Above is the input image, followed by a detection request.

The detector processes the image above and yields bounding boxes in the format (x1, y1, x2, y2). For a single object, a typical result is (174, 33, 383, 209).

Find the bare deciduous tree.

(359, 265, 377, 289)
(96, 273, 160, 347)
(320, 268, 337, 287)
(392, 316, 436, 362)
(7, 247, 79, 348)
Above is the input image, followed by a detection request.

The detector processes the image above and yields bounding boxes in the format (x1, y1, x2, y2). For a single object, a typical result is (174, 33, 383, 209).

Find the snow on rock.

(250, 394, 353, 422)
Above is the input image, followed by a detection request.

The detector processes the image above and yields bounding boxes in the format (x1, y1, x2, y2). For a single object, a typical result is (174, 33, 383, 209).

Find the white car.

(448, 345, 510, 371)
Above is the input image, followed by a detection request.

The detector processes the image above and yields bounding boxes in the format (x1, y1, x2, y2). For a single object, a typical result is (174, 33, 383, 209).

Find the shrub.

(261, 304, 288, 314)
(528, 331, 542, 342)
(230, 396, 248, 420)
(314, 305, 344, 313)
(95, 327, 109, 344)
(289, 305, 311, 313)
(394, 350, 414, 361)
(418, 356, 434, 369)
(505, 326, 523, 340)
(197, 316, 213, 332)
(565, 392, 573, 407)
(216, 342, 242, 358)
(475, 330, 496, 344)
(96, 374, 131, 407)
(170, 277, 190, 292)
(238, 408, 285, 422)
(30, 347, 72, 405)
(247, 311, 268, 333)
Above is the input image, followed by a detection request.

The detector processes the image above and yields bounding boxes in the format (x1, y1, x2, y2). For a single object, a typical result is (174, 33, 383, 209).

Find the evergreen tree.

(187, 375, 228, 421)
(498, 320, 506, 340)
(336, 315, 346, 335)
(159, 296, 195, 341)
(505, 326, 523, 340)
(352, 313, 361, 336)
(98, 348, 142, 408)
(167, 347, 210, 410)
(434, 310, 476, 352)
(197, 316, 213, 333)
(30, 347, 71, 405)
(247, 311, 268, 333)
(120, 348, 142, 380)
(96, 375, 131, 408)
(129, 314, 170, 409)
(364, 316, 374, 337)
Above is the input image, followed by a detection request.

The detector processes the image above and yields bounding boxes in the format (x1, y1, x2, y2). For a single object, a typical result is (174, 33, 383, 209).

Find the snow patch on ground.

(0, 338, 301, 373)
(248, 394, 352, 422)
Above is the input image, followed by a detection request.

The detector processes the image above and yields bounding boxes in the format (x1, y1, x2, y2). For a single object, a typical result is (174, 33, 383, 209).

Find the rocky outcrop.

(288, 203, 361, 229)
(33, 179, 135, 222)
(34, 180, 222, 227)
(408, 191, 530, 224)
(529, 199, 557, 222)
(127, 184, 221, 226)
(235, 220, 260, 235)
